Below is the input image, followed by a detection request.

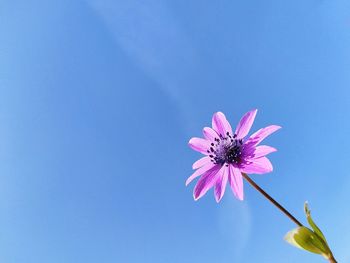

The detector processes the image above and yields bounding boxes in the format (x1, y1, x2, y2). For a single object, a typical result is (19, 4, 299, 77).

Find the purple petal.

(192, 156, 211, 170)
(241, 157, 273, 174)
(212, 112, 233, 136)
(235, 109, 257, 139)
(186, 162, 215, 186)
(214, 166, 229, 202)
(228, 165, 244, 200)
(246, 125, 281, 146)
(193, 165, 221, 200)
(253, 145, 277, 158)
(203, 127, 219, 141)
(188, 137, 210, 155)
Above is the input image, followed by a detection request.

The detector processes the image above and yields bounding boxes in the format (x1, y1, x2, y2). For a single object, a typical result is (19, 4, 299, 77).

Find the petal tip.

(235, 109, 258, 139)
(193, 190, 200, 201)
(185, 176, 195, 187)
(238, 190, 244, 201)
(188, 138, 195, 145)
(214, 192, 223, 203)
(214, 111, 225, 116)
(266, 164, 273, 173)
(269, 147, 278, 154)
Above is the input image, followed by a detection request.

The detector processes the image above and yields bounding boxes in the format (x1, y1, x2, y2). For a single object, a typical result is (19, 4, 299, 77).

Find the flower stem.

(241, 173, 303, 227)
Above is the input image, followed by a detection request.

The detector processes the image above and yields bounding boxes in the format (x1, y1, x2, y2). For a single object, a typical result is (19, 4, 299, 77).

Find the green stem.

(242, 173, 303, 227)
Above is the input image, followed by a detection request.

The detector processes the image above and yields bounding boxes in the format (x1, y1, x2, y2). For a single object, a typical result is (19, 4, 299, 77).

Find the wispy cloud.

(86, 0, 197, 99)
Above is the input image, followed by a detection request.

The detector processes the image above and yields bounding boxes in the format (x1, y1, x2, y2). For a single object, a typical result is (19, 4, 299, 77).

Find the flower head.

(186, 109, 281, 202)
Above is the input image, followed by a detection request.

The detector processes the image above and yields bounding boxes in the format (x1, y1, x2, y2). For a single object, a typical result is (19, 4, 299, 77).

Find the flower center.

(208, 132, 243, 165)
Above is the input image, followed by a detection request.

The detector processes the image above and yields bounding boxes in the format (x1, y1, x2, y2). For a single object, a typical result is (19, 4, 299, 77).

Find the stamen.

(207, 136, 244, 166)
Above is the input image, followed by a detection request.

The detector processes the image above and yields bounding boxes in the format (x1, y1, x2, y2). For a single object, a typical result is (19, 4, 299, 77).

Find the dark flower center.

(225, 143, 243, 164)
(208, 132, 243, 166)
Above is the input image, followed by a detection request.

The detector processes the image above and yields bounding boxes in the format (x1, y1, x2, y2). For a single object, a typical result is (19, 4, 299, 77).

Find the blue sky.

(1, 0, 350, 262)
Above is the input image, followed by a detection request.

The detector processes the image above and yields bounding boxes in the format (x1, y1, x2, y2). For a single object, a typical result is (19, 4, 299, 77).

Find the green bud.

(304, 202, 329, 247)
(284, 226, 329, 256)
(284, 202, 334, 261)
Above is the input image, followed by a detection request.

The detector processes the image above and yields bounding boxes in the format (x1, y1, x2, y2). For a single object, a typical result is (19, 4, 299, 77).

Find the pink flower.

(187, 109, 281, 202)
